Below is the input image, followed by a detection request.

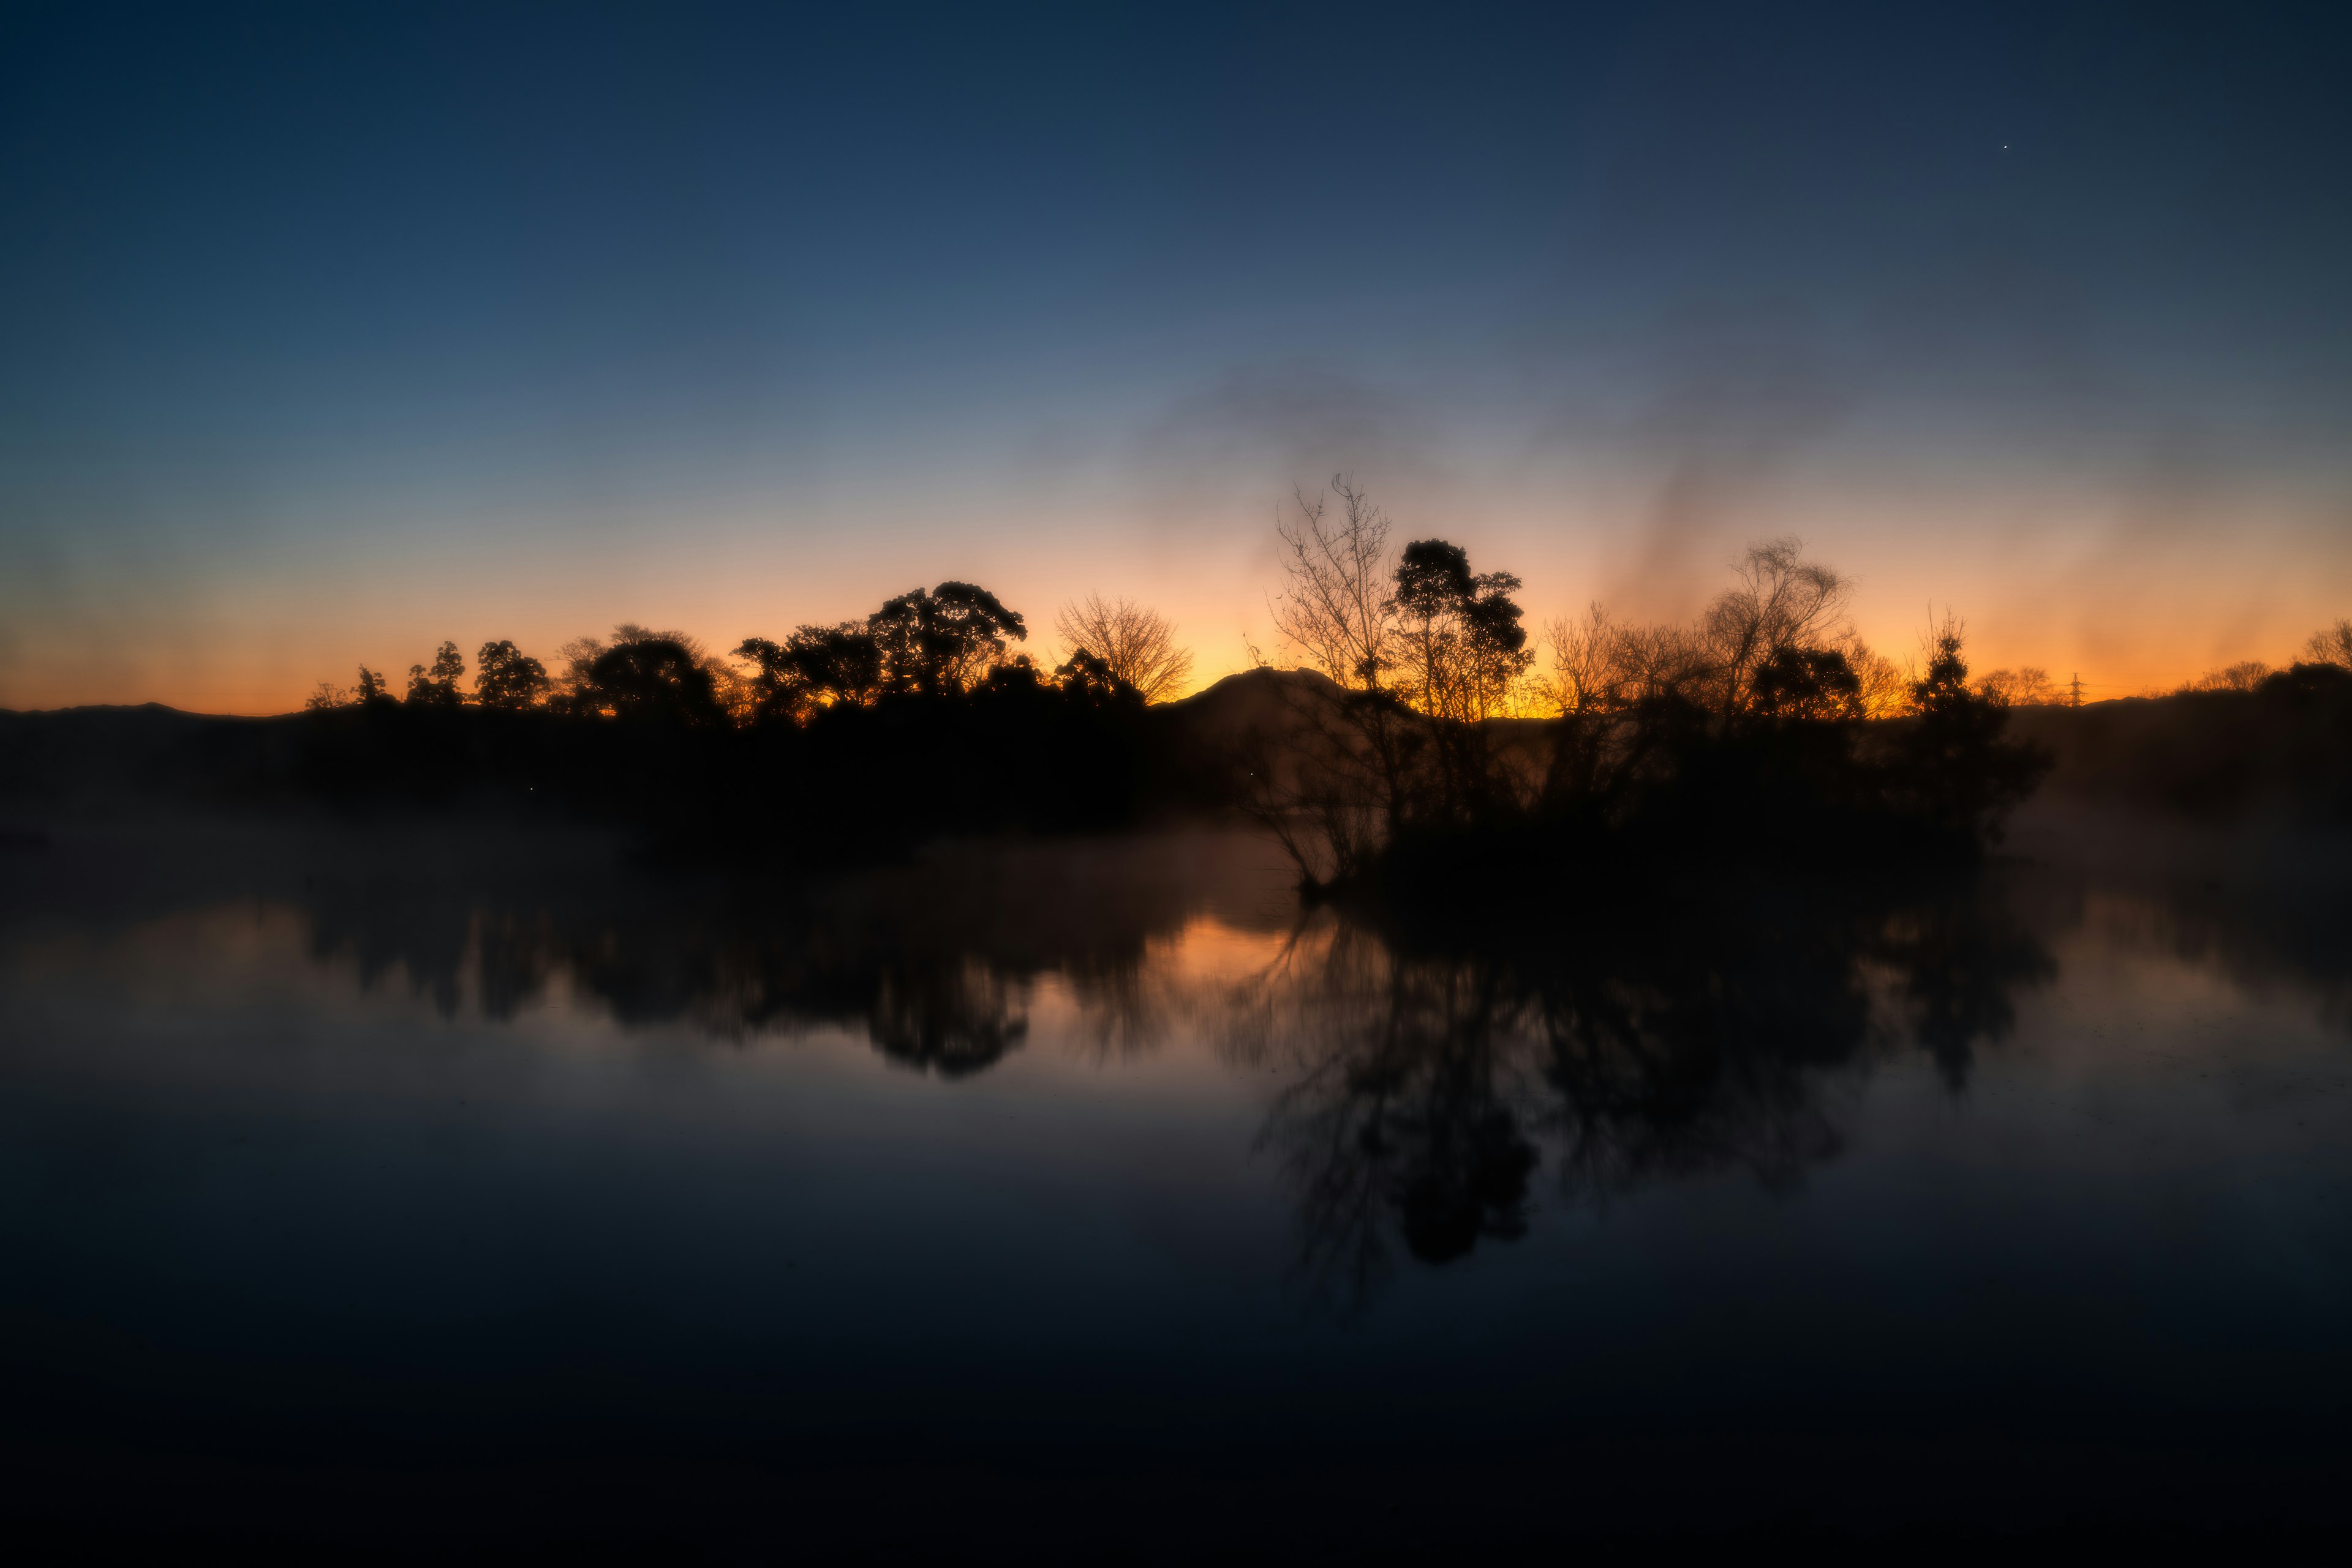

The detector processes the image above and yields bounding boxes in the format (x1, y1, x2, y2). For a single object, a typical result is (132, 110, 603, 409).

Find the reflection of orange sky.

(6, 469, 2348, 714)
(1151, 914, 1306, 986)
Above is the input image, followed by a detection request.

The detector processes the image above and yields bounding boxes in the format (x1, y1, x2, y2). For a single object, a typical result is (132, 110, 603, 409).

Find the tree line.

(307, 496, 2352, 739)
(2172, 618, 2352, 696)
(295, 477, 2351, 887)
(1247, 478, 2052, 890)
(309, 586, 1194, 723)
(1243, 478, 2352, 895)
(293, 582, 1209, 862)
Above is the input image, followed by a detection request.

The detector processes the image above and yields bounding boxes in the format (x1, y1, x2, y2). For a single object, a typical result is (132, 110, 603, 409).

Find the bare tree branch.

(1055, 594, 1194, 702)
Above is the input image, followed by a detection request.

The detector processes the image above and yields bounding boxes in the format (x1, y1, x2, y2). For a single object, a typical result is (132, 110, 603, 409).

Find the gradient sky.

(4, 0, 2349, 712)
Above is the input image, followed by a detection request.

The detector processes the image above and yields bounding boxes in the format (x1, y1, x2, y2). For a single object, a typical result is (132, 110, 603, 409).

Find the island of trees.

(175, 478, 2345, 888)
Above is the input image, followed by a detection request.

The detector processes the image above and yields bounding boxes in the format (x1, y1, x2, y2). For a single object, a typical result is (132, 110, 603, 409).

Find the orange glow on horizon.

(4, 474, 2346, 717)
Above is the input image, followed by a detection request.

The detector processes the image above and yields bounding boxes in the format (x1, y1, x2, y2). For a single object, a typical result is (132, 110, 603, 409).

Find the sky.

(4, 0, 2349, 712)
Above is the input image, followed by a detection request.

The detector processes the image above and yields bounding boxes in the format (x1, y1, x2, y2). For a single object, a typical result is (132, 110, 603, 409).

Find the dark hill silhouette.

(1155, 668, 1344, 791)
(2007, 663, 2352, 823)
(1162, 666, 1343, 739)
(0, 703, 309, 811)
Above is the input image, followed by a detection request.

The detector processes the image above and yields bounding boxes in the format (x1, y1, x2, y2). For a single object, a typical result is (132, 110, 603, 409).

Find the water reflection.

(6, 818, 2349, 1319)
(1222, 876, 2060, 1304)
(233, 824, 2350, 1312)
(291, 829, 1292, 1077)
(5, 818, 2352, 1544)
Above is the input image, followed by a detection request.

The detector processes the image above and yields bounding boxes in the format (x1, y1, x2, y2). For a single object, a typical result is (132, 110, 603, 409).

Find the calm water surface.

(2, 818, 2348, 1550)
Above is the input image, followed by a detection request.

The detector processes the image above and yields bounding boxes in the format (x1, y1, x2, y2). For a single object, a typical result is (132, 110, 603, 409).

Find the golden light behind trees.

(1055, 593, 1195, 703)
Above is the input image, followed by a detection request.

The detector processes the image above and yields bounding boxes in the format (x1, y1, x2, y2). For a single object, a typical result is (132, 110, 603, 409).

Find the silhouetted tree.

(869, 581, 1028, 697)
(974, 653, 1046, 695)
(799, 624, 887, 708)
(1746, 646, 1864, 723)
(1269, 476, 1396, 692)
(734, 636, 810, 725)
(1388, 538, 1532, 721)
(1255, 499, 2049, 887)
(1531, 551, 1893, 732)
(1536, 604, 1617, 717)
(1054, 647, 1142, 707)
(556, 625, 739, 720)
(355, 666, 393, 706)
(1898, 617, 2049, 846)
(1846, 638, 1912, 717)
(1243, 480, 1431, 886)
(2306, 618, 2352, 670)
(576, 635, 726, 727)
(2179, 660, 2274, 695)
(734, 622, 884, 723)
(1055, 594, 1194, 702)
(406, 641, 465, 707)
(474, 640, 550, 710)
(1975, 665, 2056, 706)
(1703, 538, 1852, 717)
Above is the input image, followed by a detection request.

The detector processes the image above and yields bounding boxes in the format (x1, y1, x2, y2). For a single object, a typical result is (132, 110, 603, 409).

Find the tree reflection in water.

(298, 832, 1286, 1078)
(295, 833, 2076, 1306)
(1227, 875, 2057, 1308)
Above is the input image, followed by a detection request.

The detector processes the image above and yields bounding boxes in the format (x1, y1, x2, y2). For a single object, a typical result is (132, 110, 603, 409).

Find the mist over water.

(2, 816, 2347, 1549)
(4, 4, 2348, 1554)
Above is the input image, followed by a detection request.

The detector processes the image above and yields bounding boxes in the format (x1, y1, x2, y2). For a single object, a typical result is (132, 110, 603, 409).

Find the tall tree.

(1268, 476, 1396, 692)
(405, 641, 465, 707)
(1901, 616, 2048, 844)
(1703, 539, 1851, 718)
(556, 625, 738, 720)
(869, 582, 1027, 696)
(1387, 539, 1531, 722)
(735, 622, 884, 723)
(474, 640, 550, 710)
(566, 628, 726, 726)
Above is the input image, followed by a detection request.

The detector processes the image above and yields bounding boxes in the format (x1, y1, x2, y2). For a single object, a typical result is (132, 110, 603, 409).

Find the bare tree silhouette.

(1702, 537, 1852, 718)
(1268, 476, 1397, 692)
(1975, 666, 2056, 706)
(2302, 618, 2352, 670)
(1055, 594, 1194, 702)
(2178, 660, 2274, 695)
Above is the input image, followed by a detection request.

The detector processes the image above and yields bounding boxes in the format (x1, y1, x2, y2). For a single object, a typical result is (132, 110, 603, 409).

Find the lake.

(2, 815, 2348, 1554)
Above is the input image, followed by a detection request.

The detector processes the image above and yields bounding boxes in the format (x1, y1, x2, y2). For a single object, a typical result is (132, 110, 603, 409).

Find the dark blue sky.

(4, 1, 2348, 708)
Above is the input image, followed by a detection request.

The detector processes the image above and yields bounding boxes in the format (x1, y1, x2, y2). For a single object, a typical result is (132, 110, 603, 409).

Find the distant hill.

(1158, 666, 1341, 752)
(2008, 668, 2352, 822)
(0, 703, 308, 809)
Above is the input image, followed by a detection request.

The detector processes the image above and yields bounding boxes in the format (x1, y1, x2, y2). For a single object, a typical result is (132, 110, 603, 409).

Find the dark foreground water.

(1, 815, 2348, 1556)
